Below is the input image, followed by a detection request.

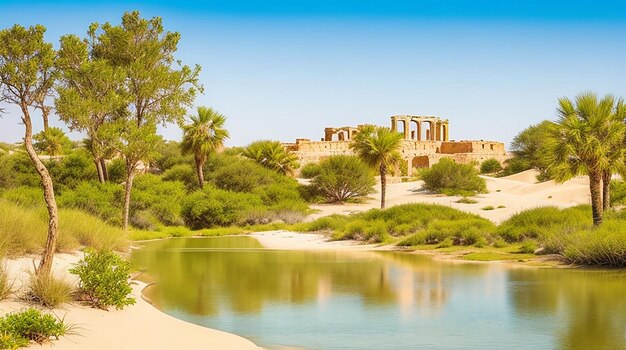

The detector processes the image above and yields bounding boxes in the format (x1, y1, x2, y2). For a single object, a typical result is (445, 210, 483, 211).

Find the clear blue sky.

(1, 0, 626, 147)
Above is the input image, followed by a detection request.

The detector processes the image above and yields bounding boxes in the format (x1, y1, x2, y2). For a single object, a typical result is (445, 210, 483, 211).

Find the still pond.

(131, 236, 626, 350)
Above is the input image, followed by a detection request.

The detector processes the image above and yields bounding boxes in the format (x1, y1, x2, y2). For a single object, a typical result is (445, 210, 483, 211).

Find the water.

(131, 237, 626, 350)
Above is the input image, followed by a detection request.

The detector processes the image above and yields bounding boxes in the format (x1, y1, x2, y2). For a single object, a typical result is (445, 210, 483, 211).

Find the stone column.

(403, 119, 409, 140)
(417, 121, 422, 141)
(324, 128, 333, 141)
(391, 117, 397, 132)
(436, 122, 442, 141)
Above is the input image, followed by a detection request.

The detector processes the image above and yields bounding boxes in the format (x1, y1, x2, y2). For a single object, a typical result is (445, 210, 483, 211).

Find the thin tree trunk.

(21, 103, 58, 276)
(41, 105, 50, 132)
(95, 158, 105, 183)
(602, 170, 611, 211)
(380, 164, 387, 209)
(122, 162, 136, 230)
(195, 156, 204, 189)
(100, 158, 109, 182)
(589, 170, 603, 226)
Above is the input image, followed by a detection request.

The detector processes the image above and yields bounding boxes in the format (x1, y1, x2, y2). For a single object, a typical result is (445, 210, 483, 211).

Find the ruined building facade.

(283, 115, 508, 175)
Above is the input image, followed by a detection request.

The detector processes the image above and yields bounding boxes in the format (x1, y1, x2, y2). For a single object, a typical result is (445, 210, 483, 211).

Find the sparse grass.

(481, 206, 495, 211)
(0, 266, 13, 300)
(463, 251, 534, 261)
(455, 197, 478, 204)
(497, 205, 506, 209)
(24, 273, 73, 308)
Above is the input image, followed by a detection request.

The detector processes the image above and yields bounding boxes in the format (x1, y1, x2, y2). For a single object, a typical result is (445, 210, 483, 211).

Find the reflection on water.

(131, 237, 626, 350)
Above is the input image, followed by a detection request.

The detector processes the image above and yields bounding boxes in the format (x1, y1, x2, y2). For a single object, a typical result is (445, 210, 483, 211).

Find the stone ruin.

(283, 115, 508, 175)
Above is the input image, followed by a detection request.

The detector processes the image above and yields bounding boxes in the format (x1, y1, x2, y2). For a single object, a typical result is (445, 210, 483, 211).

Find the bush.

(181, 186, 264, 229)
(162, 163, 198, 190)
(1, 186, 44, 208)
(106, 159, 126, 184)
(0, 152, 40, 189)
(496, 206, 590, 243)
(24, 273, 72, 308)
(299, 162, 322, 179)
(560, 221, 626, 266)
(206, 154, 294, 193)
(419, 158, 486, 195)
(47, 149, 97, 191)
(519, 240, 537, 254)
(308, 155, 375, 203)
(0, 308, 68, 345)
(480, 158, 503, 174)
(70, 250, 135, 310)
(610, 180, 626, 206)
(131, 174, 185, 227)
(58, 181, 124, 225)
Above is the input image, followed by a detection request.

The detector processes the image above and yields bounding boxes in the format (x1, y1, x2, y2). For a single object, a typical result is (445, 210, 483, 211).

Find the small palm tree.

(545, 92, 626, 225)
(33, 127, 72, 157)
(242, 140, 299, 175)
(350, 125, 403, 209)
(181, 107, 229, 188)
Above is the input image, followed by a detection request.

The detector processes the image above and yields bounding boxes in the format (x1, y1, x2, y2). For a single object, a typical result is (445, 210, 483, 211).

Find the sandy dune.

(308, 170, 590, 223)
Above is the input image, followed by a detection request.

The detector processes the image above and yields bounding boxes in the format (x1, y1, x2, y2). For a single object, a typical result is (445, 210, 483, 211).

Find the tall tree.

(242, 140, 299, 175)
(55, 32, 128, 183)
(181, 106, 229, 188)
(0, 25, 58, 275)
(545, 92, 626, 226)
(89, 11, 201, 229)
(350, 125, 403, 209)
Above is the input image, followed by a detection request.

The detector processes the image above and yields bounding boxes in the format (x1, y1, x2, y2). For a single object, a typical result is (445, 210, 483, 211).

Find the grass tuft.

(24, 273, 73, 308)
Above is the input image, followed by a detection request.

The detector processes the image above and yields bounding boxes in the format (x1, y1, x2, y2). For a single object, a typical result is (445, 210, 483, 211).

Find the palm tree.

(545, 92, 626, 225)
(350, 125, 403, 209)
(33, 127, 72, 157)
(242, 140, 299, 175)
(181, 107, 229, 188)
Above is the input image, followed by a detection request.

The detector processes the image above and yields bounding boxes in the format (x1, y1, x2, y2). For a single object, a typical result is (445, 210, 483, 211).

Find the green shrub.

(610, 180, 626, 206)
(24, 273, 72, 308)
(58, 209, 128, 251)
(455, 197, 478, 204)
(181, 186, 264, 229)
(492, 237, 507, 248)
(70, 250, 135, 310)
(496, 206, 590, 243)
(106, 159, 126, 184)
(437, 237, 454, 248)
(519, 240, 538, 254)
(397, 232, 427, 246)
(154, 141, 192, 171)
(162, 163, 198, 190)
(481, 206, 495, 211)
(58, 182, 124, 225)
(497, 157, 532, 177)
(0, 308, 68, 345)
(0, 152, 40, 189)
(419, 158, 486, 195)
(308, 155, 375, 203)
(480, 158, 503, 174)
(299, 162, 322, 179)
(47, 149, 97, 191)
(1, 186, 44, 208)
(293, 214, 350, 233)
(131, 174, 185, 227)
(364, 221, 390, 243)
(562, 221, 626, 266)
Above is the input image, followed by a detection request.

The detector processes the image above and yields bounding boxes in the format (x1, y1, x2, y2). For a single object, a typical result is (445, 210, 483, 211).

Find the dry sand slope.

(307, 170, 590, 224)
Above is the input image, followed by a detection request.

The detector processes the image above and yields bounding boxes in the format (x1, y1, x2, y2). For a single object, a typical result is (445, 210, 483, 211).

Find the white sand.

(307, 170, 590, 224)
(1, 169, 590, 349)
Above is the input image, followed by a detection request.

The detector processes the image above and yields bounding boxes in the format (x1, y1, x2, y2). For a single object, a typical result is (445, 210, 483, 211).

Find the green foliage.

(308, 155, 375, 203)
(47, 149, 97, 191)
(182, 186, 263, 228)
(0, 153, 41, 189)
(70, 249, 135, 310)
(481, 206, 495, 211)
(242, 140, 299, 175)
(505, 120, 556, 177)
(299, 162, 322, 179)
(455, 197, 478, 204)
(33, 128, 73, 157)
(25, 273, 72, 308)
(480, 158, 503, 174)
(58, 182, 124, 225)
(1, 187, 44, 208)
(0, 308, 67, 346)
(154, 141, 192, 171)
(519, 240, 538, 254)
(106, 159, 126, 184)
(131, 174, 185, 227)
(610, 180, 626, 206)
(162, 163, 197, 190)
(496, 205, 591, 243)
(419, 158, 487, 195)
(562, 221, 626, 266)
